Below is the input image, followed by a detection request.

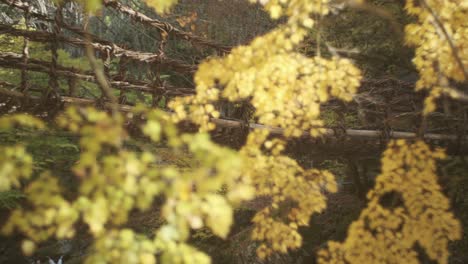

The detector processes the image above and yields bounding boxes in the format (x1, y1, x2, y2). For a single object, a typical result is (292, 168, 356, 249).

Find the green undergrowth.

(0, 190, 24, 209)
(0, 124, 193, 209)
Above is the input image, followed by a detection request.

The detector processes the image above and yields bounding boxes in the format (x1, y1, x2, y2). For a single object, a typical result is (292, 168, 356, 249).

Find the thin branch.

(440, 86, 468, 103)
(20, 11, 29, 94)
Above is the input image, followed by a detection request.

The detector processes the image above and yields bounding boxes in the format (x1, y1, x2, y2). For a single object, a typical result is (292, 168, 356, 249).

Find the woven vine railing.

(0, 0, 466, 157)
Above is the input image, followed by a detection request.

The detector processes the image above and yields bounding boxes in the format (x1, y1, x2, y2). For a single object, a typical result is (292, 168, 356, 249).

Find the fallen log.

(0, 83, 462, 143)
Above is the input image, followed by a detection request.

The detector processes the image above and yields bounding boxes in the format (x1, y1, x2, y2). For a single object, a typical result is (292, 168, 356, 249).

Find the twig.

(82, 14, 118, 115)
(440, 86, 468, 103)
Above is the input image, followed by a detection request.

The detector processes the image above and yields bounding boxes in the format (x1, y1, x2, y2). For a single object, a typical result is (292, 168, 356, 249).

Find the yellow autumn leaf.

(203, 194, 233, 238)
(144, 0, 178, 13)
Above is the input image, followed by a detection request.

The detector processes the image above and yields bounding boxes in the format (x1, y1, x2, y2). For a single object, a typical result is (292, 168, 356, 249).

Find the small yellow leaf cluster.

(138, 106, 182, 147)
(0, 114, 43, 191)
(2, 166, 78, 249)
(242, 130, 337, 258)
(250, 0, 330, 26)
(318, 140, 461, 264)
(2, 172, 78, 242)
(85, 229, 156, 264)
(57, 107, 127, 157)
(57, 108, 149, 234)
(74, 150, 160, 234)
(53, 0, 104, 13)
(154, 234, 211, 264)
(248, 55, 360, 137)
(158, 132, 254, 242)
(0, 114, 44, 130)
(404, 0, 468, 114)
(0, 145, 33, 191)
(144, 0, 179, 13)
(169, 90, 220, 131)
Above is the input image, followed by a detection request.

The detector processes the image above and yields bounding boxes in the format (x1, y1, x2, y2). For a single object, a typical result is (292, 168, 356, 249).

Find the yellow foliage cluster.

(318, 140, 461, 264)
(404, 0, 468, 114)
(0, 114, 44, 191)
(243, 130, 337, 258)
(1, 0, 464, 263)
(251, 0, 330, 22)
(85, 229, 156, 263)
(3, 173, 78, 243)
(144, 0, 179, 13)
(169, 0, 362, 257)
(1, 107, 253, 263)
(0, 114, 44, 130)
(52, 0, 102, 13)
(169, 0, 362, 137)
(0, 145, 33, 191)
(55, 0, 177, 14)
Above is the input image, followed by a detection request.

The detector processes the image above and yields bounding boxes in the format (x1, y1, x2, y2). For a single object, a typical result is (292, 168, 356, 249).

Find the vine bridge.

(0, 0, 466, 158)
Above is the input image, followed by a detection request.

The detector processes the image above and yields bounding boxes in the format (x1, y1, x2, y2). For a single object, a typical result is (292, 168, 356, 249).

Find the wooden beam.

(0, 85, 461, 143)
(211, 117, 461, 141)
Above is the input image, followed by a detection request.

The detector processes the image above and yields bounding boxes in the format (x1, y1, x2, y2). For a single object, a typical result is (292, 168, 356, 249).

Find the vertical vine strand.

(117, 56, 128, 104)
(20, 10, 30, 98)
(67, 77, 77, 96)
(151, 63, 163, 107)
(47, 3, 62, 102)
(151, 31, 167, 107)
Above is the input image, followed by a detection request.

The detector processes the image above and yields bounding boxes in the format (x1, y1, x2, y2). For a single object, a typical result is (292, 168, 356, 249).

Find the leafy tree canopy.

(0, 0, 466, 263)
